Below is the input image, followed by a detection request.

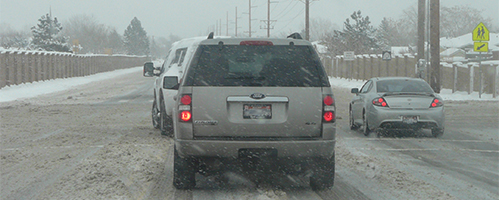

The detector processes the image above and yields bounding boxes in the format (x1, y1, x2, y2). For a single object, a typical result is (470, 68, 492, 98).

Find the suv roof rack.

(287, 32, 303, 39)
(207, 32, 214, 39)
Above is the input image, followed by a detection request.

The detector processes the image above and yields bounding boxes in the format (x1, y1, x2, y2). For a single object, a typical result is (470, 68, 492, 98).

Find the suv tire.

(173, 147, 196, 189)
(152, 99, 160, 129)
(310, 155, 335, 190)
(160, 97, 173, 136)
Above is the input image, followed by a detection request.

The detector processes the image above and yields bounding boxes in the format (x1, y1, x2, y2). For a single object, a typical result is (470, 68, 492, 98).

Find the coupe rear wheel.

(363, 111, 370, 136)
(349, 108, 359, 130)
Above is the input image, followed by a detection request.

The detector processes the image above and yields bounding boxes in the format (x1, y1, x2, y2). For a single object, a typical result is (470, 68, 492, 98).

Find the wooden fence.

(321, 54, 499, 97)
(0, 50, 150, 88)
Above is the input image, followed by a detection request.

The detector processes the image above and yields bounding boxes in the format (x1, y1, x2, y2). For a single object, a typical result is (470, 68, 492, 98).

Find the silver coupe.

(349, 77, 445, 137)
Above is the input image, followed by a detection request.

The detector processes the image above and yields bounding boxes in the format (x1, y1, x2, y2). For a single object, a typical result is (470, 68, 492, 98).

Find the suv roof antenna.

(207, 32, 214, 39)
(287, 33, 303, 39)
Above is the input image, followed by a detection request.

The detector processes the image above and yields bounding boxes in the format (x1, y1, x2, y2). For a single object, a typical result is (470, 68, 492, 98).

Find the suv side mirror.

(143, 62, 155, 77)
(351, 88, 359, 94)
(163, 76, 179, 90)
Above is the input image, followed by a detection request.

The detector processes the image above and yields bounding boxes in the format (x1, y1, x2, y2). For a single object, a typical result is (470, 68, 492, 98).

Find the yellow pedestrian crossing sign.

(474, 42, 488, 52)
(472, 22, 489, 41)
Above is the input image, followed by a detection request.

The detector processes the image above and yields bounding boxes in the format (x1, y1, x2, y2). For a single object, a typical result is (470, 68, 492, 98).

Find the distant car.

(349, 77, 445, 137)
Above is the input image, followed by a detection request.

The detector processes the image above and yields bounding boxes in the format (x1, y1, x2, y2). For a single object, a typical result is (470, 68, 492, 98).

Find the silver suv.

(147, 33, 336, 190)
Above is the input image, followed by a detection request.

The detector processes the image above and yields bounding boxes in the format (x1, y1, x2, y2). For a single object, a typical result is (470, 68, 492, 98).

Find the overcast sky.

(1, 0, 498, 39)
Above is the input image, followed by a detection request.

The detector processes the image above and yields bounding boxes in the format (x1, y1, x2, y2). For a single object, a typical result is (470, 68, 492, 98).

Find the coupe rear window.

(376, 79, 434, 93)
(183, 45, 330, 87)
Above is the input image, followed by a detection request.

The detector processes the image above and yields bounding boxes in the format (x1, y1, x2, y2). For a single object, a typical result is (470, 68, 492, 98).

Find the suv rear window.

(184, 45, 330, 87)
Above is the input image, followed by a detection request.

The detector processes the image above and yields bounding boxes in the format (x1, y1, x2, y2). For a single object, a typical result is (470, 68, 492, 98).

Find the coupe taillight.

(372, 97, 388, 107)
(323, 95, 335, 123)
(179, 94, 192, 122)
(430, 98, 443, 108)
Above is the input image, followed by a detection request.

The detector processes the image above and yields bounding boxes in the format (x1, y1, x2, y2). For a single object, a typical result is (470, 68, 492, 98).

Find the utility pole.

(245, 0, 258, 37)
(261, 0, 278, 38)
(305, 0, 310, 40)
(430, 0, 440, 93)
(417, 0, 425, 61)
(299, 0, 316, 40)
(267, 0, 271, 37)
(226, 11, 229, 36)
(249, 0, 252, 37)
(235, 7, 238, 36)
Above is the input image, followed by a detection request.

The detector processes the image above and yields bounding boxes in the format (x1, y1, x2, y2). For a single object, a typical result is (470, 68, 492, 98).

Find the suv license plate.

(402, 116, 418, 124)
(243, 104, 272, 119)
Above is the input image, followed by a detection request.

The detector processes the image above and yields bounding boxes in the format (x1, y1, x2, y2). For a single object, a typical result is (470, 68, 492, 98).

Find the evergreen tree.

(108, 29, 125, 54)
(343, 11, 378, 54)
(324, 11, 379, 55)
(376, 18, 393, 50)
(31, 13, 70, 52)
(123, 17, 149, 55)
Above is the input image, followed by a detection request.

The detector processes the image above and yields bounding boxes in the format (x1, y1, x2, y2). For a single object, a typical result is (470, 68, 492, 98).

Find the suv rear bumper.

(175, 139, 335, 158)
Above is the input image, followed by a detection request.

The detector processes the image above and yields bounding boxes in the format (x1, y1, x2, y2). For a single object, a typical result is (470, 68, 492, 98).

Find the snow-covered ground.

(0, 66, 498, 103)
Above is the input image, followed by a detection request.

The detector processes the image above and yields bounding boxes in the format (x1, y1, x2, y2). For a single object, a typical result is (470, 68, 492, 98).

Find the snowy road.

(1, 67, 498, 199)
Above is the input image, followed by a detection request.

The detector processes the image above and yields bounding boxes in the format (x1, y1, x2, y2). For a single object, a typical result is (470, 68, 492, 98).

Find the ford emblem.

(250, 93, 265, 99)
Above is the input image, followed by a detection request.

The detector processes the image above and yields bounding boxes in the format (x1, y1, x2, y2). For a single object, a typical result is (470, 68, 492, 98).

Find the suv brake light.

(323, 95, 335, 123)
(179, 94, 192, 122)
(240, 41, 273, 46)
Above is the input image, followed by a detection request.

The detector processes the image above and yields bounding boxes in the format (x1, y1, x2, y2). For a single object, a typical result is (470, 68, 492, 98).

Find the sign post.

(472, 22, 490, 98)
(344, 51, 355, 80)
(382, 51, 391, 77)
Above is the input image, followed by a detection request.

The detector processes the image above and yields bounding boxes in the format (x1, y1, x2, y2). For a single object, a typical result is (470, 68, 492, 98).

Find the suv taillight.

(323, 95, 335, 123)
(179, 94, 192, 122)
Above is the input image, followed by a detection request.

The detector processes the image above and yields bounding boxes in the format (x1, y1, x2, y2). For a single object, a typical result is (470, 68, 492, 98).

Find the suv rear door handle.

(173, 96, 177, 101)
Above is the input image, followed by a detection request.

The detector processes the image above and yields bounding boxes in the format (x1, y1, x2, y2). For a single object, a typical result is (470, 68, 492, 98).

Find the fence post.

(0, 51, 6, 88)
(386, 59, 389, 77)
(479, 64, 483, 98)
(377, 55, 381, 77)
(361, 55, 367, 80)
(452, 63, 458, 93)
(6, 51, 14, 86)
(404, 55, 408, 77)
(370, 55, 374, 79)
(395, 55, 399, 76)
(494, 64, 499, 98)
(26, 52, 33, 83)
(468, 64, 474, 95)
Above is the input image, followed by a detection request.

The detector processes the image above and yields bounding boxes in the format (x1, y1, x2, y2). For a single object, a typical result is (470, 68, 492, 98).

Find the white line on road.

(348, 147, 499, 153)
(342, 137, 495, 143)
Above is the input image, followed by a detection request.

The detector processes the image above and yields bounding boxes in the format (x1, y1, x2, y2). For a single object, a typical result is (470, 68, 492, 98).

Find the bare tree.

(440, 5, 494, 38)
(309, 18, 340, 42)
(0, 23, 31, 49)
(63, 14, 112, 54)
